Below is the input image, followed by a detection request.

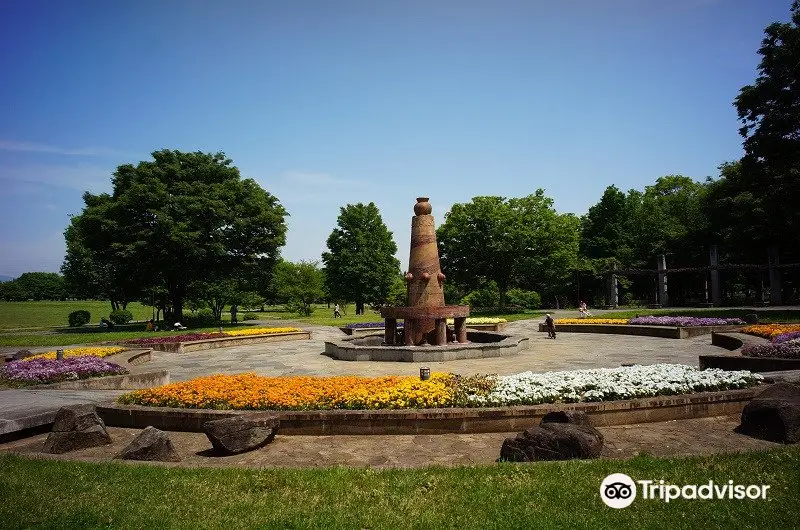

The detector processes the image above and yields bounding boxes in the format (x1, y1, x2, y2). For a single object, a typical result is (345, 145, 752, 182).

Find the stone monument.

(380, 197, 470, 346)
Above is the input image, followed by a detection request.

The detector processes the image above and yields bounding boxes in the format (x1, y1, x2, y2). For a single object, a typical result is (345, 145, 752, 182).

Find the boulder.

(42, 404, 112, 454)
(114, 426, 181, 462)
(13, 349, 34, 360)
(500, 422, 604, 462)
(203, 412, 279, 455)
(540, 410, 592, 426)
(739, 383, 800, 444)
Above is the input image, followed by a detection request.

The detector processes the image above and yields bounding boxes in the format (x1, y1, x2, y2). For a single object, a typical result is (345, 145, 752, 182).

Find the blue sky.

(0, 0, 792, 277)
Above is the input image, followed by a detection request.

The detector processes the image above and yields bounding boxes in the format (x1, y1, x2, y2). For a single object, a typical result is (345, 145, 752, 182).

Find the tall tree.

(272, 260, 325, 316)
(733, 0, 800, 251)
(322, 202, 400, 314)
(437, 191, 579, 308)
(63, 150, 287, 321)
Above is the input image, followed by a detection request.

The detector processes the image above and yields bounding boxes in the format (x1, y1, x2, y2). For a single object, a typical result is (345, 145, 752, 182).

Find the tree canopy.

(62, 150, 287, 321)
(437, 191, 579, 308)
(322, 202, 400, 314)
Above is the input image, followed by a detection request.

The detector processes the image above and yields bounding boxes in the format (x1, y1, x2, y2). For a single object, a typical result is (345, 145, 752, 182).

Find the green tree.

(732, 0, 800, 253)
(0, 272, 65, 301)
(437, 191, 579, 308)
(272, 260, 325, 316)
(322, 203, 400, 314)
(63, 150, 287, 322)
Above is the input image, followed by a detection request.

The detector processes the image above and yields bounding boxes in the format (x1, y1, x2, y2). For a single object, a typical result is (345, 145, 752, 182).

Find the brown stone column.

(404, 320, 414, 346)
(454, 317, 467, 343)
(384, 318, 396, 345)
(434, 319, 447, 345)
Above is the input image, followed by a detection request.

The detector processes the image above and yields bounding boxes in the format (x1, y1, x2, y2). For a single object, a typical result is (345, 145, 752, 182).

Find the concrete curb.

(119, 331, 311, 354)
(699, 332, 800, 372)
(28, 370, 170, 391)
(538, 323, 744, 339)
(98, 386, 763, 435)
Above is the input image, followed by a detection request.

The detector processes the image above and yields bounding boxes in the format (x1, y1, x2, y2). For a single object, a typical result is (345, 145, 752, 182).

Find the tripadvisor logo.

(600, 473, 770, 509)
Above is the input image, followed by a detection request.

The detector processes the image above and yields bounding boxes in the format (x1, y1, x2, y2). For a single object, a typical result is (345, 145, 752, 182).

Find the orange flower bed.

(118, 372, 454, 410)
(742, 324, 800, 339)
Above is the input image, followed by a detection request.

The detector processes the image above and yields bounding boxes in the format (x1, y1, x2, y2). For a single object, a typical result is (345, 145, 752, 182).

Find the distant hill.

(0, 275, 15, 282)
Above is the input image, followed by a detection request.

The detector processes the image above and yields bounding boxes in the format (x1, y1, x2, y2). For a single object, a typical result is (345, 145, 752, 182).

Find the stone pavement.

(0, 319, 756, 440)
(131, 320, 725, 381)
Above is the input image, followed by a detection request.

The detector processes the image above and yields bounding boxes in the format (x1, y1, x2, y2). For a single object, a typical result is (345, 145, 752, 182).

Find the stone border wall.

(538, 323, 743, 339)
(699, 331, 799, 372)
(30, 370, 169, 390)
(98, 386, 762, 435)
(120, 331, 310, 354)
(324, 331, 528, 362)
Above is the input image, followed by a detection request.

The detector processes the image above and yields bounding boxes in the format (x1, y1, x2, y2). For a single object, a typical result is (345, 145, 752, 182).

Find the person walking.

(334, 303, 341, 318)
(544, 313, 556, 339)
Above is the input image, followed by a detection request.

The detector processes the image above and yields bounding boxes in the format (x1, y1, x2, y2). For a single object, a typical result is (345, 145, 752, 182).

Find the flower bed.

(742, 340, 800, 359)
(743, 324, 800, 340)
(556, 318, 629, 325)
(343, 318, 506, 330)
(628, 316, 744, 326)
(1, 356, 128, 386)
(118, 364, 762, 411)
(773, 331, 800, 344)
(23, 346, 126, 361)
(125, 327, 302, 345)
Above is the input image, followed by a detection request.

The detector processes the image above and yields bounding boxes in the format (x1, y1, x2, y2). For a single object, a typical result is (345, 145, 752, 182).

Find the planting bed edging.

(700, 332, 798, 372)
(120, 331, 311, 354)
(98, 386, 763, 435)
(29, 370, 170, 390)
(538, 323, 743, 339)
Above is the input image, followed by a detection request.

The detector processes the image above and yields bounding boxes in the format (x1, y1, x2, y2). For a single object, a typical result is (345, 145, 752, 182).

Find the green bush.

(67, 310, 91, 327)
(285, 300, 314, 316)
(242, 312, 259, 321)
(183, 308, 217, 328)
(506, 288, 541, 309)
(461, 282, 500, 308)
(109, 309, 133, 325)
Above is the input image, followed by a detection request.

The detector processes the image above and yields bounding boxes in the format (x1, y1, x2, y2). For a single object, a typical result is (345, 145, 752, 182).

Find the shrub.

(183, 308, 217, 328)
(67, 310, 91, 327)
(461, 282, 500, 308)
(285, 300, 314, 316)
(109, 309, 133, 325)
(505, 288, 541, 309)
(242, 312, 259, 321)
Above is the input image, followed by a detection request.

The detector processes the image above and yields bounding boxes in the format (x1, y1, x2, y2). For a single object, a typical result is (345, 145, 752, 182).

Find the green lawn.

(1, 448, 797, 528)
(0, 301, 155, 330)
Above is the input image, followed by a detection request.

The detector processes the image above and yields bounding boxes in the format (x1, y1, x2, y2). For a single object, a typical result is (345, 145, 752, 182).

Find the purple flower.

(346, 322, 404, 329)
(628, 316, 744, 327)
(0, 356, 127, 385)
(772, 331, 800, 344)
(742, 342, 800, 359)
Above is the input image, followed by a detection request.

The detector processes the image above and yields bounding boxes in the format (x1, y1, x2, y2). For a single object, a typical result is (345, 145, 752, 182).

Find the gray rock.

(541, 410, 592, 426)
(42, 404, 112, 454)
(114, 426, 181, 462)
(13, 349, 34, 360)
(203, 412, 279, 455)
(739, 383, 800, 444)
(500, 423, 604, 462)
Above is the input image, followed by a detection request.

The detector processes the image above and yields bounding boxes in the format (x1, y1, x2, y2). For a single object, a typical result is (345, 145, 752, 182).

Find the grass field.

(0, 301, 154, 330)
(1, 448, 797, 528)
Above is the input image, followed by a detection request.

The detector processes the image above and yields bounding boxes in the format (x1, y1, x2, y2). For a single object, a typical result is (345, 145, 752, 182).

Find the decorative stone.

(739, 383, 800, 443)
(13, 349, 34, 360)
(499, 422, 604, 462)
(42, 404, 112, 454)
(114, 426, 181, 461)
(203, 412, 280, 455)
(541, 410, 592, 426)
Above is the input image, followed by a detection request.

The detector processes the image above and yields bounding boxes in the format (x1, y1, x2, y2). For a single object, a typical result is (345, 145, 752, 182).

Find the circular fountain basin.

(324, 330, 529, 362)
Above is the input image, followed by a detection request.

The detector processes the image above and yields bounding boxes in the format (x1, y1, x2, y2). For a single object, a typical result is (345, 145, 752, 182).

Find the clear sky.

(0, 0, 792, 278)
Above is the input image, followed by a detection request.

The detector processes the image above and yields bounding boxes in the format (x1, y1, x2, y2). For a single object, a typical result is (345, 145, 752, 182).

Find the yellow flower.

(24, 346, 125, 361)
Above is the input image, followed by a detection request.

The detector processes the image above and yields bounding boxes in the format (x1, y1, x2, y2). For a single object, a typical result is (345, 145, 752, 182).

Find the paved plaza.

(134, 320, 725, 381)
